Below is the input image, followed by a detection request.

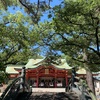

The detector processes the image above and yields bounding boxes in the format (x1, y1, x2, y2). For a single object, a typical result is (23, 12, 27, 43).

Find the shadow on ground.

(28, 92, 79, 100)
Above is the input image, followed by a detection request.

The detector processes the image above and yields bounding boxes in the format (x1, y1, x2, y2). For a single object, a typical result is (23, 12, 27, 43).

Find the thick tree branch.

(0, 45, 21, 62)
(95, 19, 100, 52)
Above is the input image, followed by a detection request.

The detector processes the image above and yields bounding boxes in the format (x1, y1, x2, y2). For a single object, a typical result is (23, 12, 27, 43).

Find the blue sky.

(8, 0, 62, 22)
(7, 0, 63, 56)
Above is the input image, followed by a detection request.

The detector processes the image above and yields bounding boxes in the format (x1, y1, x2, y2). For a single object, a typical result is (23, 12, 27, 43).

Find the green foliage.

(51, 0, 100, 71)
(0, 0, 18, 10)
(0, 10, 42, 67)
(0, 71, 7, 83)
(0, 9, 55, 68)
(0, 0, 52, 23)
(0, 0, 99, 73)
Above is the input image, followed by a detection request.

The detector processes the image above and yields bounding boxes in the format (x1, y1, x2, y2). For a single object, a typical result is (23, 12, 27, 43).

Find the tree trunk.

(86, 70, 95, 94)
(83, 48, 95, 94)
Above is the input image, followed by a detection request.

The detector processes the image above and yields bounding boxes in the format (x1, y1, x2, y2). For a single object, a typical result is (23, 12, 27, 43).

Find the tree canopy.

(0, 0, 55, 68)
(49, 0, 100, 70)
(0, 0, 99, 92)
(0, 0, 99, 69)
(0, 0, 52, 23)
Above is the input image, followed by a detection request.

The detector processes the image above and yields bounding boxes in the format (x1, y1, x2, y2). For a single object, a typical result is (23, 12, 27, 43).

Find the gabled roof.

(76, 68, 86, 74)
(6, 65, 24, 74)
(6, 58, 72, 74)
(76, 68, 100, 75)
(25, 58, 72, 70)
(25, 59, 44, 69)
(52, 59, 72, 69)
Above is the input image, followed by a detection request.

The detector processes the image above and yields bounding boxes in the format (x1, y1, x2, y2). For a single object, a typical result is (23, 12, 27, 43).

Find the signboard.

(45, 69, 49, 74)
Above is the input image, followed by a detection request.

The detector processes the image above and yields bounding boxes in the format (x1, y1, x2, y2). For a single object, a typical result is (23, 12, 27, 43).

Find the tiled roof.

(25, 59, 44, 69)
(25, 59, 72, 69)
(6, 67, 19, 74)
(76, 68, 86, 74)
(6, 65, 24, 74)
(6, 58, 72, 73)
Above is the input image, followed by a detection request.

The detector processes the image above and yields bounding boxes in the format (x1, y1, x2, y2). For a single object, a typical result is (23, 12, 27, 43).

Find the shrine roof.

(25, 59, 44, 69)
(52, 59, 72, 70)
(76, 68, 100, 75)
(6, 59, 72, 74)
(25, 58, 72, 70)
(76, 68, 86, 74)
(6, 65, 24, 74)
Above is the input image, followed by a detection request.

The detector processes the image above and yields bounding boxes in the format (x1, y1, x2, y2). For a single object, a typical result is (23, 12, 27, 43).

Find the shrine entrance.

(39, 77, 54, 88)
(29, 77, 66, 88)
(26, 64, 69, 88)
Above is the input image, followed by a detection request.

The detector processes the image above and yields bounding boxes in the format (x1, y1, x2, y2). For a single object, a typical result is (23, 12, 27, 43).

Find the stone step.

(32, 88, 66, 92)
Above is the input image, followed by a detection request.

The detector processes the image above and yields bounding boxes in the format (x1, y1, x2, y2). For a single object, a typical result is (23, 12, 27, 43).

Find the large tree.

(0, 11, 55, 69)
(49, 0, 100, 93)
(0, 10, 43, 67)
(0, 0, 53, 23)
(0, 0, 57, 68)
(0, 0, 99, 93)
(0, 0, 62, 67)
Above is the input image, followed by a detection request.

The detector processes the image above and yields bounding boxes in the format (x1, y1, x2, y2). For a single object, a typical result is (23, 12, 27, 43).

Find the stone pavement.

(0, 84, 7, 96)
(0, 86, 100, 100)
(32, 88, 66, 92)
(27, 92, 79, 100)
(16, 88, 79, 100)
(28, 88, 79, 100)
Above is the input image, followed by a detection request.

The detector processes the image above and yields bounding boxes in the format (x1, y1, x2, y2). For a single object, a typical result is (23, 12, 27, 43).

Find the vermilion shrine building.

(6, 59, 72, 88)
(6, 58, 100, 89)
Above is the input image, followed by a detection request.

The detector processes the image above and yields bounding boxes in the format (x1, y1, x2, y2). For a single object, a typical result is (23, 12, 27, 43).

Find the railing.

(67, 76, 97, 100)
(0, 67, 32, 100)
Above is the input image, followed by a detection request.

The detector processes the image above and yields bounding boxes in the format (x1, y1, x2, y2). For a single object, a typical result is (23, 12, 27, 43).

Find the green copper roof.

(76, 68, 98, 75)
(6, 66, 18, 74)
(76, 68, 86, 74)
(6, 59, 72, 74)
(52, 59, 72, 69)
(25, 59, 44, 69)
(6, 65, 24, 74)
(25, 58, 72, 69)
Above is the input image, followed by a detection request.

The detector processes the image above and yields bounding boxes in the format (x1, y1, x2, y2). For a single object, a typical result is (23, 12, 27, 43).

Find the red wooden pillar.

(54, 70, 57, 88)
(65, 71, 68, 87)
(36, 71, 39, 87)
(54, 76, 57, 88)
(25, 70, 29, 80)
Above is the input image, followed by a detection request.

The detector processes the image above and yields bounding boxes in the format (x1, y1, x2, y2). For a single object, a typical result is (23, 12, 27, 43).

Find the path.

(16, 92, 79, 100)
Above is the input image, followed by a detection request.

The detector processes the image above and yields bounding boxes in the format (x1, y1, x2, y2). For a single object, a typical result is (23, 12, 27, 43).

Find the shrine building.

(6, 58, 72, 88)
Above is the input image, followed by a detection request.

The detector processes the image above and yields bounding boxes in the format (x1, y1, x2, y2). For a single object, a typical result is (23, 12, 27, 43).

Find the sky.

(7, 0, 63, 56)
(8, 0, 62, 22)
